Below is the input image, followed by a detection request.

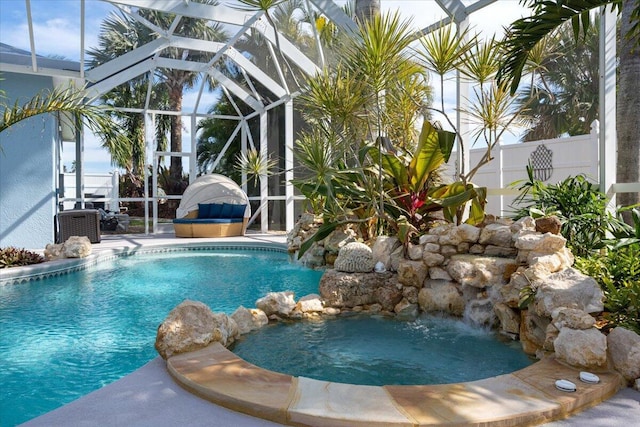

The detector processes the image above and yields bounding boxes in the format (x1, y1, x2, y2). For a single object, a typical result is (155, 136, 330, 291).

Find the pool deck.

(10, 232, 640, 426)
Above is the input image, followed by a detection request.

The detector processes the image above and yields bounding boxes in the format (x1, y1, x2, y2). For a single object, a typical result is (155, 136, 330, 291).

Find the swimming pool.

(0, 247, 323, 427)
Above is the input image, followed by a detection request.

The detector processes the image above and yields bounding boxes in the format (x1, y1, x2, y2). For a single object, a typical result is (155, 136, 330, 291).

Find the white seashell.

(374, 261, 386, 273)
(579, 372, 600, 384)
(555, 379, 577, 392)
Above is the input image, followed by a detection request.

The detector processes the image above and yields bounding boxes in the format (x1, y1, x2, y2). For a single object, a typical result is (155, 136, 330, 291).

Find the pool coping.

(0, 237, 289, 285)
(167, 343, 625, 427)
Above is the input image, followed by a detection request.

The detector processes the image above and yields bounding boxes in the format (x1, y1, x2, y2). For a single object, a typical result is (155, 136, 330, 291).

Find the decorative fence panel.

(444, 123, 599, 217)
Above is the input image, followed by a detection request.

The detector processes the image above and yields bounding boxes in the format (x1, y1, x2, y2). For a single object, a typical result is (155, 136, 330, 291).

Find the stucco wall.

(0, 72, 57, 250)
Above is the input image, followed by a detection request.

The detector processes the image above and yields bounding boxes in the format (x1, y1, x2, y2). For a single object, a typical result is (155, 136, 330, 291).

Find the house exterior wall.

(0, 72, 57, 250)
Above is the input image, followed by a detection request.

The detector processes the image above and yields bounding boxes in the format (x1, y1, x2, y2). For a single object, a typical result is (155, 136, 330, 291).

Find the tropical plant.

(510, 164, 638, 256)
(576, 244, 640, 333)
(236, 148, 279, 186)
(0, 247, 45, 268)
(514, 17, 600, 141)
(294, 12, 431, 231)
(497, 0, 640, 221)
(369, 120, 486, 228)
(0, 84, 129, 151)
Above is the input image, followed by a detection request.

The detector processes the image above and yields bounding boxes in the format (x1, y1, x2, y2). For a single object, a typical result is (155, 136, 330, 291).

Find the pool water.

(232, 314, 533, 386)
(0, 249, 323, 427)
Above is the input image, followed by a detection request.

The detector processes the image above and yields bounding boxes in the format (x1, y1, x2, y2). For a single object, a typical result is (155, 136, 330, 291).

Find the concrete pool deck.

(9, 232, 640, 426)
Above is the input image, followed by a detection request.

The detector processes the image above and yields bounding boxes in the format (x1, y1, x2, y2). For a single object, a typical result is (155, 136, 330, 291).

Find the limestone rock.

(535, 216, 562, 235)
(483, 245, 517, 258)
(500, 268, 531, 307)
(419, 234, 439, 244)
(422, 251, 445, 267)
(394, 298, 419, 318)
(607, 327, 640, 383)
(465, 298, 495, 326)
(440, 245, 457, 257)
(494, 302, 520, 335)
(44, 243, 64, 260)
(514, 233, 566, 253)
(319, 270, 402, 311)
(510, 216, 536, 233)
(323, 228, 357, 254)
(423, 243, 440, 253)
(439, 225, 462, 246)
(389, 245, 404, 272)
(554, 327, 607, 369)
(397, 259, 428, 288)
(551, 308, 595, 330)
(429, 267, 452, 281)
(447, 254, 518, 288)
(527, 248, 574, 274)
(62, 236, 92, 258)
(457, 223, 482, 243)
(469, 244, 485, 254)
(297, 294, 324, 313)
(533, 268, 604, 317)
(418, 280, 465, 316)
(155, 300, 238, 359)
(402, 286, 418, 304)
(544, 324, 559, 351)
(299, 242, 326, 268)
(406, 243, 423, 261)
(334, 242, 375, 273)
(371, 236, 401, 270)
(520, 310, 549, 355)
(255, 291, 296, 317)
(231, 306, 268, 335)
(478, 223, 513, 247)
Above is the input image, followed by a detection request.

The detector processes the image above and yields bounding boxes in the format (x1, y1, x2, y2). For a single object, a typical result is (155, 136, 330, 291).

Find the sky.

(0, 0, 529, 174)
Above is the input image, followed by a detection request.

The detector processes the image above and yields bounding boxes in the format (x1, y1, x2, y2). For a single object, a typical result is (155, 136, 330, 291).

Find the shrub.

(0, 247, 45, 268)
(510, 166, 615, 257)
(575, 244, 640, 334)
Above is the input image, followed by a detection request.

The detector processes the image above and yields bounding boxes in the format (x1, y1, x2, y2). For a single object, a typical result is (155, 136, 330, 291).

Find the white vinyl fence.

(62, 172, 120, 211)
(444, 123, 600, 217)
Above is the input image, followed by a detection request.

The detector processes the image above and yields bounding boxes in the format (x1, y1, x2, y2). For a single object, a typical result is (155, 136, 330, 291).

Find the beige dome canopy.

(175, 174, 251, 219)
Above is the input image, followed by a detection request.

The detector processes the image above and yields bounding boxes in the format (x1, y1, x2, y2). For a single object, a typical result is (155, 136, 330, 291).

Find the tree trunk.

(355, 0, 380, 23)
(617, 0, 640, 222)
(169, 84, 184, 186)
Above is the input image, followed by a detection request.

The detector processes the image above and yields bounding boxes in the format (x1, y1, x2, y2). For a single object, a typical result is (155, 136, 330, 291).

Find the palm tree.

(87, 5, 228, 192)
(0, 84, 129, 150)
(497, 0, 640, 218)
(515, 18, 600, 141)
(355, 0, 380, 23)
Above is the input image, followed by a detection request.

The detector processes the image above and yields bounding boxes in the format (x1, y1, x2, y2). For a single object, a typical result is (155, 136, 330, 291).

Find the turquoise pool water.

(232, 314, 533, 386)
(0, 248, 323, 427)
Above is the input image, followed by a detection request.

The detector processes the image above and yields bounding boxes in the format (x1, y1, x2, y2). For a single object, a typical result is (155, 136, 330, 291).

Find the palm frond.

(497, 0, 621, 94)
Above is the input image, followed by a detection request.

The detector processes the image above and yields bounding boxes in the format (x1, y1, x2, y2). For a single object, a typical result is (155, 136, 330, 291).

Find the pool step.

(167, 343, 624, 426)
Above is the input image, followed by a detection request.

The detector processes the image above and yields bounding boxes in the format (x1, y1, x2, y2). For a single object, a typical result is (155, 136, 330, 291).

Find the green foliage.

(0, 85, 130, 153)
(575, 245, 640, 333)
(510, 164, 617, 256)
(0, 247, 45, 268)
(497, 0, 623, 95)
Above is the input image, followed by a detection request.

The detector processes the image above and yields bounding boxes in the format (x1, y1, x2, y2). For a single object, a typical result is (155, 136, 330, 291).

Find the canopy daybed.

(172, 174, 251, 238)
